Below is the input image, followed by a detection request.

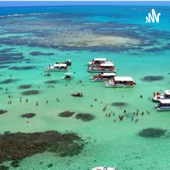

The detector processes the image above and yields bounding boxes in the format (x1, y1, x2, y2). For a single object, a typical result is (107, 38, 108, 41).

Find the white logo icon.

(145, 9, 161, 23)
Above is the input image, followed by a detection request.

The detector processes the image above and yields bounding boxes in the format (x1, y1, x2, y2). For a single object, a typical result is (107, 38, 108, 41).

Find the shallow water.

(0, 5, 170, 170)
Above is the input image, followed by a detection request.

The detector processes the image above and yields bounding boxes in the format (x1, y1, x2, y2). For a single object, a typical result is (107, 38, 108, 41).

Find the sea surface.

(0, 5, 170, 170)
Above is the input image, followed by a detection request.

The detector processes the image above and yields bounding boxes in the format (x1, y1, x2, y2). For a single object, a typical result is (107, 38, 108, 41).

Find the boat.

(105, 77, 136, 88)
(44, 72, 51, 76)
(156, 99, 170, 111)
(92, 167, 118, 170)
(44, 64, 68, 72)
(56, 59, 72, 66)
(62, 73, 74, 80)
(89, 73, 116, 82)
(71, 92, 83, 97)
(152, 90, 170, 102)
(88, 63, 116, 73)
(88, 58, 112, 66)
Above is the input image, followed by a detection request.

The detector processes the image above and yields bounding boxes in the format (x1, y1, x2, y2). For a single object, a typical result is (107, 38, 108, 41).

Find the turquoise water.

(0, 5, 170, 170)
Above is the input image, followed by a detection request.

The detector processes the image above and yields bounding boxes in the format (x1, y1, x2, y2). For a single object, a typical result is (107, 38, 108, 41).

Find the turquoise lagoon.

(0, 5, 170, 170)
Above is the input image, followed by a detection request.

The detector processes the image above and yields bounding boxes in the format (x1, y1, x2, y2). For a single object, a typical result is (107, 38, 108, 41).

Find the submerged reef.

(21, 90, 39, 95)
(112, 102, 127, 107)
(44, 80, 58, 84)
(141, 76, 164, 82)
(138, 128, 166, 138)
(9, 66, 36, 70)
(0, 53, 24, 65)
(0, 66, 9, 69)
(29, 51, 54, 56)
(21, 113, 36, 118)
(0, 48, 15, 53)
(0, 165, 9, 170)
(0, 79, 19, 84)
(59, 111, 75, 117)
(19, 85, 32, 89)
(0, 110, 7, 114)
(76, 113, 95, 121)
(0, 131, 84, 164)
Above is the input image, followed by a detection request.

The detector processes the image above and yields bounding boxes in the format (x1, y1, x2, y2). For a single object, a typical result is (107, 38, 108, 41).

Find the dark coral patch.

(0, 110, 7, 114)
(21, 90, 39, 95)
(0, 66, 9, 69)
(59, 111, 75, 117)
(141, 76, 164, 82)
(44, 80, 58, 84)
(9, 66, 36, 70)
(29, 51, 54, 56)
(21, 113, 36, 118)
(76, 113, 95, 121)
(0, 131, 84, 164)
(143, 47, 162, 52)
(10, 160, 20, 168)
(19, 85, 31, 89)
(0, 79, 18, 84)
(0, 165, 9, 170)
(112, 102, 127, 107)
(138, 128, 166, 138)
(0, 48, 15, 53)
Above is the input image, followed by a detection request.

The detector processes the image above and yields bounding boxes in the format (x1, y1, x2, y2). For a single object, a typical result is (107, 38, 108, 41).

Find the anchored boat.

(152, 90, 170, 102)
(62, 73, 74, 80)
(89, 73, 116, 82)
(105, 77, 136, 88)
(156, 99, 170, 111)
(88, 63, 116, 73)
(88, 58, 112, 66)
(71, 92, 83, 97)
(44, 63, 68, 72)
(56, 59, 72, 66)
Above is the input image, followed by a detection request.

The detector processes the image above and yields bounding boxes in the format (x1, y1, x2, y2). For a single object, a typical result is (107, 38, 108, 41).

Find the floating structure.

(105, 77, 136, 88)
(71, 92, 83, 97)
(56, 59, 72, 66)
(89, 73, 116, 82)
(153, 90, 170, 102)
(156, 99, 170, 111)
(88, 63, 116, 73)
(92, 167, 118, 170)
(44, 63, 68, 72)
(62, 73, 74, 80)
(88, 58, 112, 66)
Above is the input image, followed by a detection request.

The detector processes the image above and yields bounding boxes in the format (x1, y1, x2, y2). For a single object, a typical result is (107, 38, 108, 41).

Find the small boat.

(44, 64, 68, 72)
(156, 99, 170, 111)
(88, 63, 116, 73)
(105, 77, 136, 88)
(56, 59, 72, 66)
(44, 72, 51, 76)
(62, 73, 74, 80)
(89, 73, 116, 82)
(152, 90, 170, 102)
(92, 167, 118, 170)
(71, 92, 83, 97)
(65, 59, 72, 66)
(88, 58, 111, 66)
